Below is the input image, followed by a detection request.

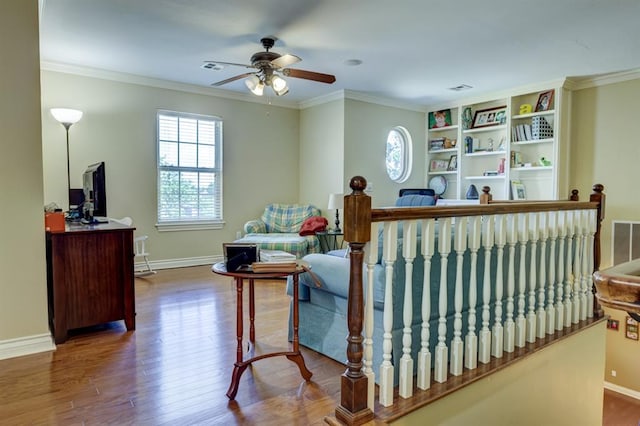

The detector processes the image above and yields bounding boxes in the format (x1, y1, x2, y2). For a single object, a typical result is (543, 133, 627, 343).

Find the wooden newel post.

(335, 176, 374, 425)
(590, 183, 605, 317)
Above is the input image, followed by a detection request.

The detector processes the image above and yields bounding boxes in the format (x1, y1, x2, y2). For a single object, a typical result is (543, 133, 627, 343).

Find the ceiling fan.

(203, 36, 336, 96)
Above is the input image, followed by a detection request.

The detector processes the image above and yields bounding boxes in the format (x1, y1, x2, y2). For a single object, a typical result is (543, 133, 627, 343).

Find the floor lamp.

(328, 193, 343, 233)
(50, 108, 83, 211)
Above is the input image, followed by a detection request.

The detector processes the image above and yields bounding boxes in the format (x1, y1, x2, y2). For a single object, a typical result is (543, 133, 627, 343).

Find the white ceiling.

(39, 0, 640, 107)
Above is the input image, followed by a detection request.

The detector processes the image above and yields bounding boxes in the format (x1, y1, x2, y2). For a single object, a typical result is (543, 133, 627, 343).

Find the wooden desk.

(46, 222, 136, 344)
(211, 262, 313, 400)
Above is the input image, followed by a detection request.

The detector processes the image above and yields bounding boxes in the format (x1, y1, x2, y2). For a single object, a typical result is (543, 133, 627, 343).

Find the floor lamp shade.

(328, 193, 343, 233)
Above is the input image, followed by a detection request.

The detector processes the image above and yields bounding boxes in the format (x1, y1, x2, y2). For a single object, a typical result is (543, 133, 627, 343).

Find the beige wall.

(571, 78, 640, 392)
(299, 98, 345, 222)
(344, 98, 426, 207)
(41, 71, 300, 262)
(0, 1, 51, 342)
(393, 323, 606, 426)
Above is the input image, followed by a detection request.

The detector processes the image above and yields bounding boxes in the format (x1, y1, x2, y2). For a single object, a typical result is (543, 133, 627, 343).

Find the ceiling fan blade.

(283, 68, 336, 84)
(271, 54, 301, 69)
(203, 61, 256, 70)
(211, 72, 255, 86)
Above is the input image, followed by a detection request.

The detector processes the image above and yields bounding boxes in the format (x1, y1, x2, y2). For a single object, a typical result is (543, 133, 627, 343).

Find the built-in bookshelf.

(426, 84, 568, 200)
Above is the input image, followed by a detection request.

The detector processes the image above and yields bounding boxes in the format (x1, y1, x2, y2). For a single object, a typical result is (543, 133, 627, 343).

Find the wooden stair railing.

(331, 177, 605, 425)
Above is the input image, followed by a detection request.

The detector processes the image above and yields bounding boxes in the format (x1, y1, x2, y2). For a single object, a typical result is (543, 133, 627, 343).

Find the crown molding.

(343, 90, 427, 112)
(299, 89, 427, 112)
(40, 61, 300, 109)
(298, 90, 346, 109)
(567, 68, 640, 91)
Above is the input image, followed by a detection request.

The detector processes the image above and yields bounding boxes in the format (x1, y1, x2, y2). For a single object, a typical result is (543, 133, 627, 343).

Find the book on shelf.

(260, 249, 297, 263)
(251, 261, 298, 273)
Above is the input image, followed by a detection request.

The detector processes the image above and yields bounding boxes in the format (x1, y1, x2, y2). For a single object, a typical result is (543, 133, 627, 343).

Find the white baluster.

(515, 213, 528, 347)
(572, 210, 583, 324)
(492, 214, 506, 358)
(503, 214, 517, 353)
(399, 220, 417, 398)
(465, 216, 481, 369)
(587, 210, 597, 318)
(579, 210, 589, 321)
(536, 212, 548, 339)
(434, 217, 452, 383)
(363, 224, 378, 410)
(450, 217, 467, 376)
(555, 211, 566, 331)
(418, 219, 436, 390)
(564, 210, 575, 327)
(379, 221, 397, 407)
(479, 214, 494, 363)
(526, 212, 538, 343)
(546, 211, 557, 334)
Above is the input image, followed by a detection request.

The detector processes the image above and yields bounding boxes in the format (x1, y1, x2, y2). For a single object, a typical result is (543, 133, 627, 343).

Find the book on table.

(259, 249, 296, 263)
(251, 261, 298, 273)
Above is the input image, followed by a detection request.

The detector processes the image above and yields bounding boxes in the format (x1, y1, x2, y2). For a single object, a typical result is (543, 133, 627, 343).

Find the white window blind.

(157, 110, 223, 229)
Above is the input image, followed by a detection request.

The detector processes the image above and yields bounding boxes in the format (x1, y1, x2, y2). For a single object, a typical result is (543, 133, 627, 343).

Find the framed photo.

(428, 109, 452, 129)
(626, 316, 639, 340)
(511, 180, 526, 200)
(607, 319, 619, 331)
(472, 105, 507, 128)
(429, 138, 445, 151)
(429, 159, 449, 172)
(535, 89, 554, 112)
(447, 154, 457, 171)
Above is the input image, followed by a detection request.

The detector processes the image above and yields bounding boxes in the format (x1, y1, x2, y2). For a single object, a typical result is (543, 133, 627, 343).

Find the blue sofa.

(286, 193, 454, 384)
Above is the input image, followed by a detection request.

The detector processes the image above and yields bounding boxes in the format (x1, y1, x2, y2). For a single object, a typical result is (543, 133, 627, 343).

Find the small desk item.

(316, 231, 344, 253)
(211, 262, 313, 400)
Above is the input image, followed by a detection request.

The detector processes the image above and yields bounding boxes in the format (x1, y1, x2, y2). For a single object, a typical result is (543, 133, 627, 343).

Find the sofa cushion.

(299, 216, 328, 236)
(261, 204, 321, 233)
(395, 194, 436, 207)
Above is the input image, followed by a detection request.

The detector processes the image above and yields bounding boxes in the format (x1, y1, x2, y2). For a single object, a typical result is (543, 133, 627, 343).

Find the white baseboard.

(136, 255, 224, 272)
(604, 381, 640, 400)
(0, 333, 56, 361)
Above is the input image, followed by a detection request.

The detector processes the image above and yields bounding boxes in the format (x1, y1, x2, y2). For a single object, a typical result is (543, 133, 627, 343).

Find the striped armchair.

(236, 203, 322, 258)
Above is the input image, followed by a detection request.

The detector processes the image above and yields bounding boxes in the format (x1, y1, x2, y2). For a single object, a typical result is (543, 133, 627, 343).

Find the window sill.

(156, 220, 225, 232)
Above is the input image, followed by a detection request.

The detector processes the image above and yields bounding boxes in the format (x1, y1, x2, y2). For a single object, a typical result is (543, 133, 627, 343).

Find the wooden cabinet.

(426, 83, 569, 200)
(46, 223, 135, 343)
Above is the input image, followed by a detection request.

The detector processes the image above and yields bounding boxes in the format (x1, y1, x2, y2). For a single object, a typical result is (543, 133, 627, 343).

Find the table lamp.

(51, 108, 83, 210)
(327, 193, 343, 233)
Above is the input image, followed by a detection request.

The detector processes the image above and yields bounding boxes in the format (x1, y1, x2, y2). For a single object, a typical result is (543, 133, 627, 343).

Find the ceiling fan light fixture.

(245, 75, 264, 96)
(271, 75, 287, 91)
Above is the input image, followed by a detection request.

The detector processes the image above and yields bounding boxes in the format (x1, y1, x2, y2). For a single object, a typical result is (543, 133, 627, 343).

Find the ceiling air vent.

(448, 84, 473, 91)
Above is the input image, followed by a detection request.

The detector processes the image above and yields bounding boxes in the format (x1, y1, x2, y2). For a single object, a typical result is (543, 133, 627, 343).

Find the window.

(385, 126, 412, 183)
(157, 110, 223, 231)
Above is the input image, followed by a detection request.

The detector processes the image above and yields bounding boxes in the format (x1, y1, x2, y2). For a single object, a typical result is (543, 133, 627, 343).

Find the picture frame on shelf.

(626, 316, 639, 340)
(429, 138, 445, 151)
(472, 105, 507, 128)
(535, 89, 554, 112)
(428, 109, 452, 129)
(447, 154, 457, 171)
(429, 159, 449, 172)
(510, 180, 526, 200)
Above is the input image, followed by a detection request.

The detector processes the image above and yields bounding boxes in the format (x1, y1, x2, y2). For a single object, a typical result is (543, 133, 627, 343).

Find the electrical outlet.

(611, 370, 617, 377)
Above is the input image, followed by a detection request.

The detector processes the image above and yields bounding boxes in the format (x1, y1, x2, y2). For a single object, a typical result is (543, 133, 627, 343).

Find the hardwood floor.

(0, 265, 638, 425)
(0, 266, 344, 425)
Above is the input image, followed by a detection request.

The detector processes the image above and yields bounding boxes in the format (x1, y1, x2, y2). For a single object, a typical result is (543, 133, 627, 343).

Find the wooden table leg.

(290, 274, 312, 380)
(234, 277, 243, 364)
(249, 278, 255, 344)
